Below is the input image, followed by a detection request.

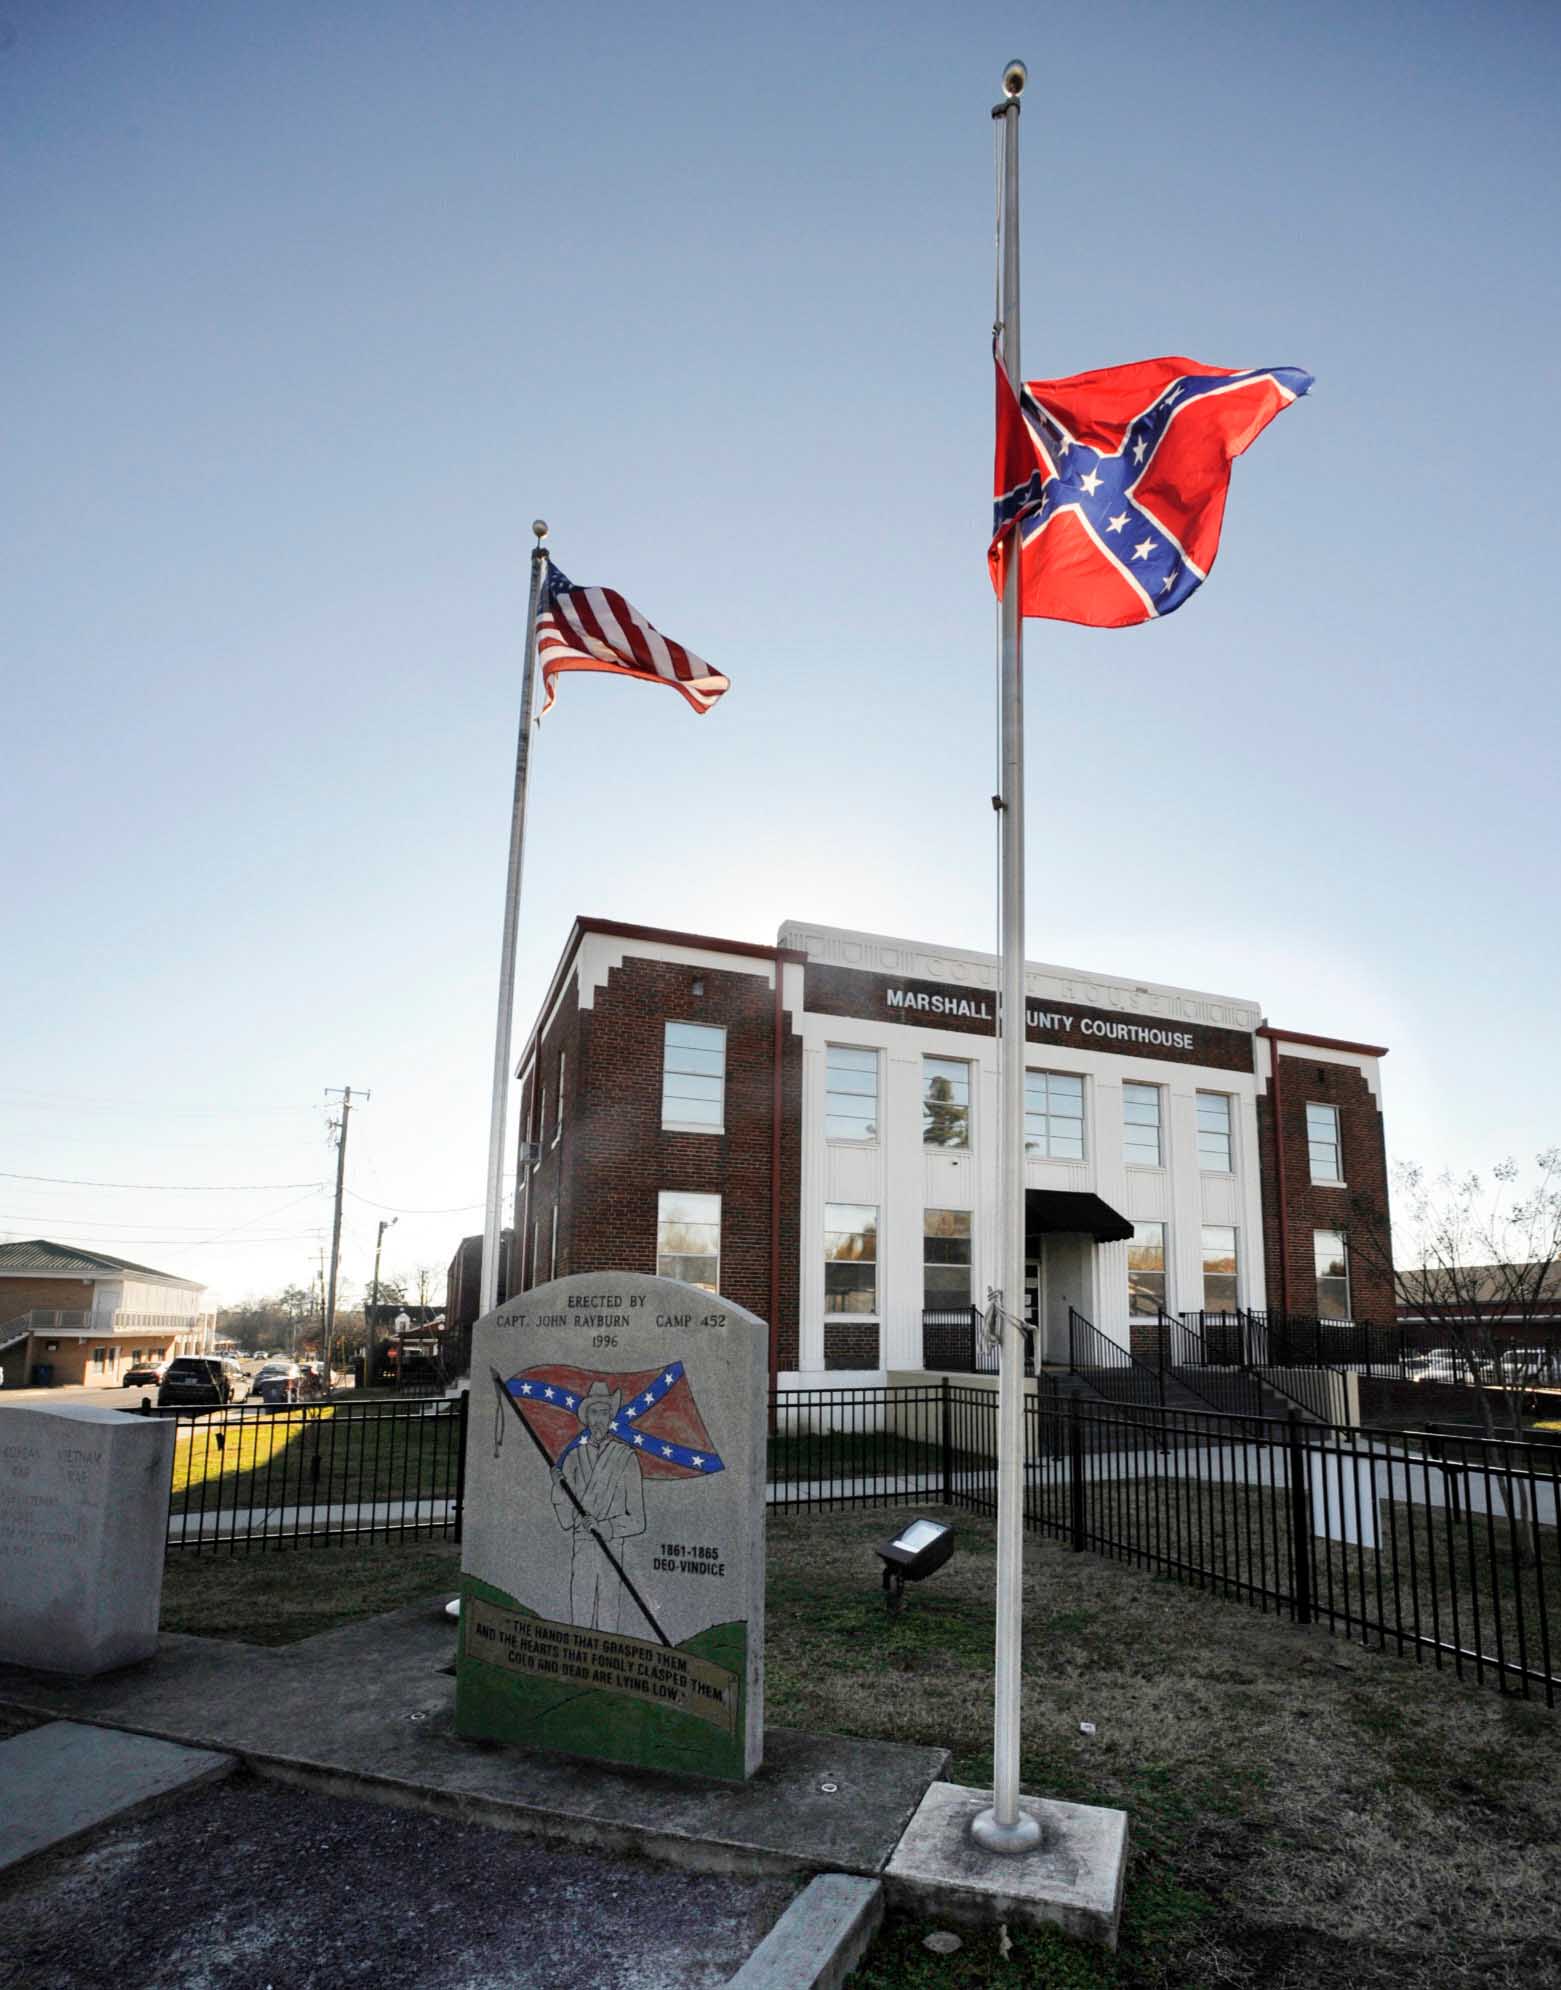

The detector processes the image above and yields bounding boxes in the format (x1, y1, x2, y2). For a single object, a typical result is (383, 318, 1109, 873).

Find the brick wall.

(514, 973, 584, 1294)
(0, 1276, 96, 1325)
(1357, 1378, 1494, 1428)
(825, 1321, 880, 1370)
(1257, 1053, 1393, 1322)
(519, 955, 802, 1372)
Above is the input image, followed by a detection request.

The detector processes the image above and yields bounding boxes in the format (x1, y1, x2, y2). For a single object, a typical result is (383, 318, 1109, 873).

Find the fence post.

(1068, 1396, 1086, 1551)
(453, 1388, 470, 1543)
(940, 1375, 952, 1507)
(1287, 1409, 1312, 1625)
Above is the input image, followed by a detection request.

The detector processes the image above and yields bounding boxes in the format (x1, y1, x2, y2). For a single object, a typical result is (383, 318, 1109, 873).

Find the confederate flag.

(505, 1361, 725, 1480)
(991, 350, 1312, 628)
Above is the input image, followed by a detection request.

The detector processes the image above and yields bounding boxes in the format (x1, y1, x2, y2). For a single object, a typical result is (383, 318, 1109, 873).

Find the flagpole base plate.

(969, 1805, 1043, 1855)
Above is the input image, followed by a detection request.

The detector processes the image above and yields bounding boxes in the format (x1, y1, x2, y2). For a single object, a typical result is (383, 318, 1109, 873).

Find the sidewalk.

(0, 1601, 948, 1884)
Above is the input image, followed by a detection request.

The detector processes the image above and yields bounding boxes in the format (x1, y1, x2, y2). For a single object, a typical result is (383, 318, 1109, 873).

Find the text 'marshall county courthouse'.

(513, 918, 1391, 1387)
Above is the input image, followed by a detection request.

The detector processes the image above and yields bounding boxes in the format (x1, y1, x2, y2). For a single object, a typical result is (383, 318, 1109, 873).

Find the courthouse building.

(511, 918, 1391, 1388)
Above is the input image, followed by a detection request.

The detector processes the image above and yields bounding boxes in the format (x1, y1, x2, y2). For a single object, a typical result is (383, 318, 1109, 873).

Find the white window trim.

(1195, 1090, 1235, 1177)
(1305, 1101, 1344, 1188)
(922, 1207, 975, 1315)
(1024, 1068, 1087, 1164)
(1121, 1081, 1164, 1171)
(920, 1054, 973, 1153)
(823, 1202, 880, 1322)
(553, 1053, 566, 1147)
(533, 1089, 546, 1170)
(656, 1190, 722, 1294)
(661, 1020, 727, 1136)
(1314, 1228, 1351, 1319)
(1128, 1220, 1169, 1319)
(823, 1043, 881, 1147)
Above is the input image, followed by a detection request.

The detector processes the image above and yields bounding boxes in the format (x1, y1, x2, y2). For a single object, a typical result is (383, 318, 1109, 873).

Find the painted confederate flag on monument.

(990, 351, 1312, 628)
(536, 563, 730, 716)
(505, 1361, 725, 1480)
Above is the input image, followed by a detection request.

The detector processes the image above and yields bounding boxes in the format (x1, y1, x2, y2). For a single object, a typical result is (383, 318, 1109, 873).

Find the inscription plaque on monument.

(455, 1272, 767, 1780)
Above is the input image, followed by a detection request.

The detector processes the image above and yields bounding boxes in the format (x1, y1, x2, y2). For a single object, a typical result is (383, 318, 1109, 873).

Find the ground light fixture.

(877, 1517, 956, 1613)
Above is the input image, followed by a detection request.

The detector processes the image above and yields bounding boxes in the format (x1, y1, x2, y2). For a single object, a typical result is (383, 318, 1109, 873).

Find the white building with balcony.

(0, 1239, 213, 1388)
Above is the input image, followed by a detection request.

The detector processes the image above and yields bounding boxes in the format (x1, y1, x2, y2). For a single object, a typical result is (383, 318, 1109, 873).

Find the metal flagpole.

(973, 59, 1042, 1858)
(480, 520, 551, 1319)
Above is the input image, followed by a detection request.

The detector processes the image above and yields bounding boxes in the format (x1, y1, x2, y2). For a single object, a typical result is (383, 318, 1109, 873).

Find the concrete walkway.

(0, 1602, 948, 1885)
(0, 1720, 233, 1873)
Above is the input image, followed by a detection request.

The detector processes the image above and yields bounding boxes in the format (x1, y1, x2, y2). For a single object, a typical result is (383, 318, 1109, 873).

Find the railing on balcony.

(0, 1308, 92, 1338)
(1067, 1307, 1163, 1409)
(921, 1306, 1033, 1377)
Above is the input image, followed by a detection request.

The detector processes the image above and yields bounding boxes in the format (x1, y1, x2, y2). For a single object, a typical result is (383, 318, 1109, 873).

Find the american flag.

(535, 562, 730, 716)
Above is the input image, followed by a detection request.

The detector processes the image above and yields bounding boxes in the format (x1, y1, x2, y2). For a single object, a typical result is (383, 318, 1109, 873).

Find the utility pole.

(324, 1085, 368, 1391)
(367, 1215, 397, 1391)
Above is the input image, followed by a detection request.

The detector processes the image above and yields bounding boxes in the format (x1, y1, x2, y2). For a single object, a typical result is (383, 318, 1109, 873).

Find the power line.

(0, 1171, 328, 1192)
(344, 1189, 488, 1216)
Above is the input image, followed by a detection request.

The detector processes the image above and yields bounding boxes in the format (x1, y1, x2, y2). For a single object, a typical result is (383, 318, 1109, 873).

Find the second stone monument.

(455, 1272, 768, 1781)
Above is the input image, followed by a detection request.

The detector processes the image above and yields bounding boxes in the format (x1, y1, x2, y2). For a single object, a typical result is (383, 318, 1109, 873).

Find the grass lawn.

(166, 1399, 460, 1517)
(767, 1509, 1561, 1990)
(160, 1538, 462, 1643)
(158, 1508, 1561, 1986)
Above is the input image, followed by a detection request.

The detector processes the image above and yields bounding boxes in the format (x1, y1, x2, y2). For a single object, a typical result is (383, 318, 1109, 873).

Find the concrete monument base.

(884, 1780, 1128, 1949)
(0, 1401, 175, 1676)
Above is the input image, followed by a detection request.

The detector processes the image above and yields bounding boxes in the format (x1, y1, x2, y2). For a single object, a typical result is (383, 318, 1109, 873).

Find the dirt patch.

(0, 1771, 794, 1990)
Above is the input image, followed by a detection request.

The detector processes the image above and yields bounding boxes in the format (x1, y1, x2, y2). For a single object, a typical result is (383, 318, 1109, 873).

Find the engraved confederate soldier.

(550, 1381, 646, 1630)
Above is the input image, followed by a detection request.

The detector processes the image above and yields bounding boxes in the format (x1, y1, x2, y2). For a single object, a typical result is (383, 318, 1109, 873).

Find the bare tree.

(1347, 1152, 1561, 1560)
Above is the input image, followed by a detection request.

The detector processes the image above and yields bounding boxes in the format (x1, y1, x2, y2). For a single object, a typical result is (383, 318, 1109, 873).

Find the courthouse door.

(1041, 1232, 1091, 1365)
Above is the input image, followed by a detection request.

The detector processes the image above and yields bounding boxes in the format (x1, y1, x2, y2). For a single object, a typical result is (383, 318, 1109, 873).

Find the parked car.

(122, 1359, 168, 1388)
(251, 1361, 303, 1405)
(158, 1356, 243, 1408)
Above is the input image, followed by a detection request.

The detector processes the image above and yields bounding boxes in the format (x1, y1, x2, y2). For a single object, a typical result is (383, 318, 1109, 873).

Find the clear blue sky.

(4, 0, 1557, 1307)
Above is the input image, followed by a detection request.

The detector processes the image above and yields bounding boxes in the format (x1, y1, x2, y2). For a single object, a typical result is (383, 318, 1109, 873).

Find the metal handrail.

(1170, 1311, 1339, 1421)
(1068, 1307, 1163, 1409)
(921, 1306, 1034, 1377)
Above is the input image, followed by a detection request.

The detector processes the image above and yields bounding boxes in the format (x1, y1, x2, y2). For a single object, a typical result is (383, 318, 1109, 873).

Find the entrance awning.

(1025, 1189, 1135, 1246)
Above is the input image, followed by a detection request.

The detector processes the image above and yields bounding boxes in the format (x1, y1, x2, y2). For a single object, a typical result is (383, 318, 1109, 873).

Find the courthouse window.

(656, 1191, 721, 1293)
(1025, 1070, 1085, 1160)
(924, 1209, 973, 1311)
(1307, 1102, 1342, 1183)
(825, 1203, 878, 1314)
(661, 1021, 726, 1131)
(1128, 1222, 1167, 1318)
(1196, 1091, 1233, 1172)
(825, 1045, 879, 1142)
(922, 1057, 971, 1148)
(1202, 1226, 1238, 1315)
(1122, 1082, 1162, 1167)
(554, 1053, 566, 1144)
(1315, 1229, 1351, 1321)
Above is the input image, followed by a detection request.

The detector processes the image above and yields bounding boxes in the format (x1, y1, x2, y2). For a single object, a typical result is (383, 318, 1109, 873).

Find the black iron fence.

(1183, 1309, 1561, 1386)
(157, 1393, 466, 1553)
(158, 1382, 1561, 1703)
(768, 1381, 1561, 1705)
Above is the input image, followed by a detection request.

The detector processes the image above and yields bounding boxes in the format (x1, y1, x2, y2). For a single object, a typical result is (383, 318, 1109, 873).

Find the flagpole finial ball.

(1001, 59, 1027, 97)
(531, 518, 549, 541)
